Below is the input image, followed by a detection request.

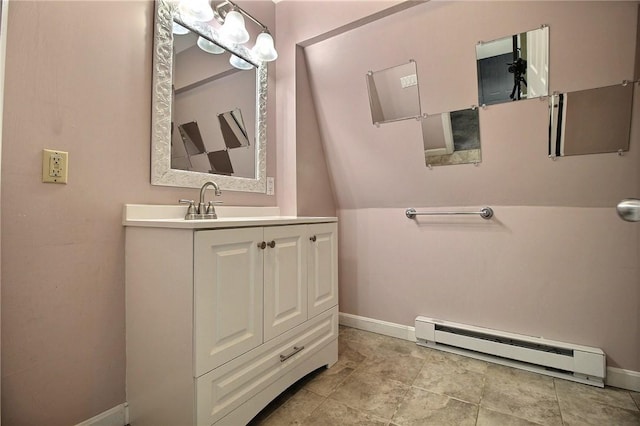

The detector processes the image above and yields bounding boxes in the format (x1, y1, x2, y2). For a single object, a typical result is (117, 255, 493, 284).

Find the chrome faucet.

(198, 181, 222, 219)
(178, 181, 223, 220)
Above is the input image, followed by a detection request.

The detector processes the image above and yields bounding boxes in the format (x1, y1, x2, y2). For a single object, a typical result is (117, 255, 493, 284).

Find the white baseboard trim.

(339, 312, 416, 342)
(75, 403, 128, 426)
(338, 312, 640, 392)
(607, 367, 640, 392)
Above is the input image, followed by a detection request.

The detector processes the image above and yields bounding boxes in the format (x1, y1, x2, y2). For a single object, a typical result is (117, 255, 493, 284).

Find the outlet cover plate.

(42, 149, 68, 184)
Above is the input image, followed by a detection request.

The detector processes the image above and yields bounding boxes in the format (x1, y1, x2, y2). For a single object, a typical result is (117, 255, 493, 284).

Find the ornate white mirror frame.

(151, 0, 267, 192)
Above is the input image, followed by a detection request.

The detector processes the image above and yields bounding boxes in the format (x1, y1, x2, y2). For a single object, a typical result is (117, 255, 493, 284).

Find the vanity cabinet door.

(194, 228, 264, 377)
(307, 223, 338, 318)
(263, 225, 308, 341)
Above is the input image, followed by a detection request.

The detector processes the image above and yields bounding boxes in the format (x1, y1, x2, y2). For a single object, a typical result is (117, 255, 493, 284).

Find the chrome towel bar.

(405, 207, 494, 219)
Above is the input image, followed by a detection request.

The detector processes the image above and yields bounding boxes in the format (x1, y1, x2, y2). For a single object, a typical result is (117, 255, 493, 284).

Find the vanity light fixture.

(197, 36, 225, 54)
(212, 0, 278, 64)
(178, 0, 214, 23)
(174, 0, 278, 68)
(172, 22, 190, 35)
(229, 53, 254, 70)
(251, 32, 278, 61)
(219, 10, 250, 44)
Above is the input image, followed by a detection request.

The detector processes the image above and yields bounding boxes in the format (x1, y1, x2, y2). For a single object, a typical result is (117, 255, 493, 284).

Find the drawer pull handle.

(257, 241, 266, 249)
(267, 240, 276, 248)
(279, 345, 305, 362)
(310, 235, 317, 242)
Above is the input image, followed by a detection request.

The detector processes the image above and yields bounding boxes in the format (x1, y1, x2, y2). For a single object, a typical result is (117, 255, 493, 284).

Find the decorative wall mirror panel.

(423, 108, 481, 167)
(476, 26, 549, 106)
(151, 0, 267, 192)
(366, 60, 422, 125)
(549, 83, 634, 157)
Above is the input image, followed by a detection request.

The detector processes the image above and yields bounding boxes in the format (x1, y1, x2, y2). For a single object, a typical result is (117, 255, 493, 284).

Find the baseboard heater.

(415, 316, 606, 387)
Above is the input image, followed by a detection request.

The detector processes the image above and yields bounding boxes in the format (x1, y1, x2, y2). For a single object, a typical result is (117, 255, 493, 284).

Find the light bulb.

(229, 54, 254, 70)
(251, 32, 278, 62)
(197, 36, 225, 54)
(172, 22, 190, 35)
(219, 10, 249, 44)
(178, 0, 214, 22)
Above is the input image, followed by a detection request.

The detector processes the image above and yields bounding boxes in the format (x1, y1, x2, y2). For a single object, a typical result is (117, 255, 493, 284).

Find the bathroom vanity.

(123, 205, 338, 426)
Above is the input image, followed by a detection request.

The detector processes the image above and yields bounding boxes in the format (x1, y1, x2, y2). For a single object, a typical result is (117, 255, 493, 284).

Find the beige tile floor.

(250, 326, 640, 426)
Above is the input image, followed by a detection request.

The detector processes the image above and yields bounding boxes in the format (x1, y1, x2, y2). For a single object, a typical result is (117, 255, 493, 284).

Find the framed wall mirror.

(151, 0, 267, 192)
(549, 83, 634, 157)
(423, 107, 481, 167)
(476, 26, 549, 106)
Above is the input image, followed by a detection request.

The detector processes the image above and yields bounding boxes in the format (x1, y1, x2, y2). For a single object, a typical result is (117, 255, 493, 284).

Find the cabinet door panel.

(194, 228, 263, 377)
(308, 223, 338, 318)
(263, 225, 308, 341)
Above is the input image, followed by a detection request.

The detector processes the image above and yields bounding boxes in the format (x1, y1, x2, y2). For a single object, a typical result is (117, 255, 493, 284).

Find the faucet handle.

(179, 199, 197, 220)
(205, 201, 222, 219)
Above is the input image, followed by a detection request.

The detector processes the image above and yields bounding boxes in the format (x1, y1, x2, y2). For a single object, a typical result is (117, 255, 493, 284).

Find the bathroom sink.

(122, 204, 336, 229)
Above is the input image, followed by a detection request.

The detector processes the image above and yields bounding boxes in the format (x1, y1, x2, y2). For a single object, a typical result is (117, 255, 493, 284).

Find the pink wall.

(1, 1, 638, 424)
(275, 0, 405, 215)
(290, 1, 640, 371)
(1, 1, 275, 424)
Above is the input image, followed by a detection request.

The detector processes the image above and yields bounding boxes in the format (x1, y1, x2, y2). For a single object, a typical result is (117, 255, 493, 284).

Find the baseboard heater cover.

(415, 316, 606, 387)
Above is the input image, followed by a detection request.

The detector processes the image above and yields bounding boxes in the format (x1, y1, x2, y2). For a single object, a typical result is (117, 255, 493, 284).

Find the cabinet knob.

(267, 240, 276, 248)
(310, 235, 317, 242)
(257, 241, 266, 250)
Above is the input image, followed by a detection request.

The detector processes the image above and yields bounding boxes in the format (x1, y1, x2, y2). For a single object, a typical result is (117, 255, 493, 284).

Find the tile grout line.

(553, 379, 568, 426)
(631, 391, 640, 411)
(474, 370, 488, 426)
(338, 330, 428, 424)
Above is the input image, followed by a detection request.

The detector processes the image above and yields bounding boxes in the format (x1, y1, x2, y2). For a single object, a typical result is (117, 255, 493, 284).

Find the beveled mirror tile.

(304, 398, 389, 426)
(558, 393, 640, 426)
(413, 361, 485, 403)
(329, 371, 410, 419)
(482, 365, 562, 425)
(477, 407, 545, 426)
(357, 354, 425, 385)
(555, 379, 639, 412)
(391, 387, 477, 426)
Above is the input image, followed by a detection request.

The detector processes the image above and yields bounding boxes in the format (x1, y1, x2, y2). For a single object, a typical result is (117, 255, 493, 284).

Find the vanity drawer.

(196, 306, 338, 426)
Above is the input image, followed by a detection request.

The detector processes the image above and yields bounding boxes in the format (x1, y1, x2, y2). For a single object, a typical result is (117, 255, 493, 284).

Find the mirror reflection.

(549, 83, 634, 157)
(366, 61, 421, 125)
(172, 30, 256, 178)
(476, 26, 549, 106)
(423, 108, 481, 167)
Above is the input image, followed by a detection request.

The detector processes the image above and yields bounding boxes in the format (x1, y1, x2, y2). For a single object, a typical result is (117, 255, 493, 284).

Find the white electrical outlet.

(42, 149, 68, 184)
(266, 177, 275, 195)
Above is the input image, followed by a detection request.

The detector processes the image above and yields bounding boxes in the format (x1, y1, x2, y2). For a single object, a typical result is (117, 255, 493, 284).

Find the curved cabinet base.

(214, 338, 338, 426)
(197, 307, 338, 425)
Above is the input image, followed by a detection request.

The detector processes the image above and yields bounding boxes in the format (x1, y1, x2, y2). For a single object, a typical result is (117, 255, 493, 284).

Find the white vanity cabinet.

(125, 217, 338, 426)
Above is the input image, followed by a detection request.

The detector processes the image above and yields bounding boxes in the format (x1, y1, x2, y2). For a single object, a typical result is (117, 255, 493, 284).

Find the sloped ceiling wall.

(301, 1, 639, 210)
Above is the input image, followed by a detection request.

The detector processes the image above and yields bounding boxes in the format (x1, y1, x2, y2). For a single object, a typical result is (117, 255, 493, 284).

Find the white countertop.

(123, 204, 337, 229)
